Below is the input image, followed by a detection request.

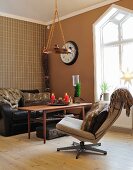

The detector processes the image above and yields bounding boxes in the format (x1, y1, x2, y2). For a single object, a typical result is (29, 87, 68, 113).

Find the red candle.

(51, 93, 55, 103)
(64, 93, 69, 102)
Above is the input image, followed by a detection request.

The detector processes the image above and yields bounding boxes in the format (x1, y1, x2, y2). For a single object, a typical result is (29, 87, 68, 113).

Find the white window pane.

(122, 43, 133, 72)
(103, 46, 120, 91)
(122, 17, 133, 39)
(103, 22, 118, 44)
(114, 13, 125, 21)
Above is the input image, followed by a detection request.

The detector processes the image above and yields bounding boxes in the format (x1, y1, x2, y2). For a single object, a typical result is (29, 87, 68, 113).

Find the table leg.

(43, 111, 46, 144)
(64, 109, 66, 115)
(28, 111, 31, 139)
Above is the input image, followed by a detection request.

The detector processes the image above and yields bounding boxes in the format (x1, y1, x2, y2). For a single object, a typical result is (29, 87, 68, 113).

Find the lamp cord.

(45, 0, 66, 51)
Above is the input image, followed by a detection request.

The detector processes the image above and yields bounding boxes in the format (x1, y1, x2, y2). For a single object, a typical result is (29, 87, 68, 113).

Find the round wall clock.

(60, 41, 79, 65)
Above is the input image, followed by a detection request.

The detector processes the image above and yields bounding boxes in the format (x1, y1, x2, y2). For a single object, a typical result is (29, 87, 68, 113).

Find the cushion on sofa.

(23, 92, 50, 106)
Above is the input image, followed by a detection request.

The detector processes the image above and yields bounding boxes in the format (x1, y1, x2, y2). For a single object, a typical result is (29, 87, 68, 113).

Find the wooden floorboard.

(0, 131, 133, 170)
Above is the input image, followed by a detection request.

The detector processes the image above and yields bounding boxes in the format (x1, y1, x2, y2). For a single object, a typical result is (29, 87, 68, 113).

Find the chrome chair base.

(57, 141, 107, 159)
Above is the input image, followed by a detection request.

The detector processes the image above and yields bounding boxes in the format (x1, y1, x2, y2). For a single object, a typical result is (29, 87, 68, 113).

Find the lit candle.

(64, 93, 69, 103)
(51, 93, 55, 103)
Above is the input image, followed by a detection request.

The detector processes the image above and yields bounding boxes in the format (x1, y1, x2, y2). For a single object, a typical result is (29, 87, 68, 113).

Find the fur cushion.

(88, 105, 108, 134)
(81, 101, 108, 131)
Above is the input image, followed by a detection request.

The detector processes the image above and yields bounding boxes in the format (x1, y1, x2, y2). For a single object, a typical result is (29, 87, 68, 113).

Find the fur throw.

(0, 88, 22, 108)
(109, 88, 133, 117)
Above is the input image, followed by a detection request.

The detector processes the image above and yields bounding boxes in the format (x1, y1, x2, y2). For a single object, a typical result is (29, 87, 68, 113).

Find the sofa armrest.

(0, 103, 13, 136)
(18, 97, 25, 107)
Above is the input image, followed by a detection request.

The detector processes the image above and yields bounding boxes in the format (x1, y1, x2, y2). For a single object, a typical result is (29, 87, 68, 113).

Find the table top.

(18, 103, 92, 112)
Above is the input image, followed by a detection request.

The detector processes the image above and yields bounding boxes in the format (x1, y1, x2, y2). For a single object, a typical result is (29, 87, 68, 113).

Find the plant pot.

(103, 93, 109, 101)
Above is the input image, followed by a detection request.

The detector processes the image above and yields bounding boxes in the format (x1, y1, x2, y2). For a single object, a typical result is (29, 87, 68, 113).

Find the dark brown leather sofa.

(0, 89, 47, 136)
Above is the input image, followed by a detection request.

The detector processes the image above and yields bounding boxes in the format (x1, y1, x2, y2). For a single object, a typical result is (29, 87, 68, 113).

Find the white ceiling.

(0, 0, 119, 25)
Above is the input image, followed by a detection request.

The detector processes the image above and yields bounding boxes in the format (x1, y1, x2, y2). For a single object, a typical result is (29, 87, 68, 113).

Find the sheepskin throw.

(0, 88, 22, 108)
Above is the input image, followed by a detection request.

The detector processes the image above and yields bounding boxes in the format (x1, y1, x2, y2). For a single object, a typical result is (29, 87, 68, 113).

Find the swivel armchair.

(56, 88, 133, 159)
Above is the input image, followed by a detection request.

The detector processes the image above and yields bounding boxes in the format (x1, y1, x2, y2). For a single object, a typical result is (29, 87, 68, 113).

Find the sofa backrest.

(21, 89, 39, 93)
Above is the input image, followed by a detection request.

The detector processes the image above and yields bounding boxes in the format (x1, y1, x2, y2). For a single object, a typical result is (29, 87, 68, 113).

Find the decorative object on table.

(50, 93, 55, 103)
(69, 96, 73, 104)
(74, 83, 81, 97)
(74, 83, 81, 103)
(72, 75, 81, 103)
(42, 0, 72, 55)
(60, 41, 79, 65)
(47, 99, 69, 106)
(48, 95, 70, 106)
(58, 97, 63, 103)
(64, 93, 70, 103)
(72, 75, 80, 87)
(100, 81, 109, 101)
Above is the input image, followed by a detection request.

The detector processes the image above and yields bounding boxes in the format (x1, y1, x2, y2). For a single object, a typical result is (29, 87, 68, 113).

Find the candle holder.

(72, 75, 79, 87)
(72, 75, 81, 103)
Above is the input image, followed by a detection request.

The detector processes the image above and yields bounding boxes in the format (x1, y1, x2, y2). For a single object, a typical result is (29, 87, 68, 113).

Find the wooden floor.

(0, 131, 133, 170)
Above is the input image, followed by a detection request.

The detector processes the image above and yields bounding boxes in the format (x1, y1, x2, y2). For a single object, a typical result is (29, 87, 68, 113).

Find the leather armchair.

(56, 88, 133, 159)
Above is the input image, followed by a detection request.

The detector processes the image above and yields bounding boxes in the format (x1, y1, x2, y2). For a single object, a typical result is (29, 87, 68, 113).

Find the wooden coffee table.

(18, 103, 91, 144)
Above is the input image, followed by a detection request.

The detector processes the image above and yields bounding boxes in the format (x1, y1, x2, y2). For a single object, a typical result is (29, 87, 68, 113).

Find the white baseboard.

(110, 126, 133, 135)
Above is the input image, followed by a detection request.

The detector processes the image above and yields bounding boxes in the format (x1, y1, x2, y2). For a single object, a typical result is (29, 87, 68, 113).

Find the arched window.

(93, 5, 133, 100)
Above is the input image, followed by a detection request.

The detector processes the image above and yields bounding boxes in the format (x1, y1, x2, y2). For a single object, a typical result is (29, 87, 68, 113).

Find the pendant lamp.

(43, 0, 71, 54)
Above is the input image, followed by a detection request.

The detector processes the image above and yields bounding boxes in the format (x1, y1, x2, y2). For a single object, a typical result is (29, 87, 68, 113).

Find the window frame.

(93, 4, 133, 101)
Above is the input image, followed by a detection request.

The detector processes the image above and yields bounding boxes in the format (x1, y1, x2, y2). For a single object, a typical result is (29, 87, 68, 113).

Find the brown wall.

(49, 0, 133, 102)
(0, 0, 132, 98)
(0, 16, 45, 91)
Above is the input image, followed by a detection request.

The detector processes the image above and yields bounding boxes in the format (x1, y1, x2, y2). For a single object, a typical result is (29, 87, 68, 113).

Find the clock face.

(60, 41, 78, 65)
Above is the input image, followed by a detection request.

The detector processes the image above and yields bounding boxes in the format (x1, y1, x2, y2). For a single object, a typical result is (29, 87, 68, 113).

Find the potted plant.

(100, 81, 110, 101)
